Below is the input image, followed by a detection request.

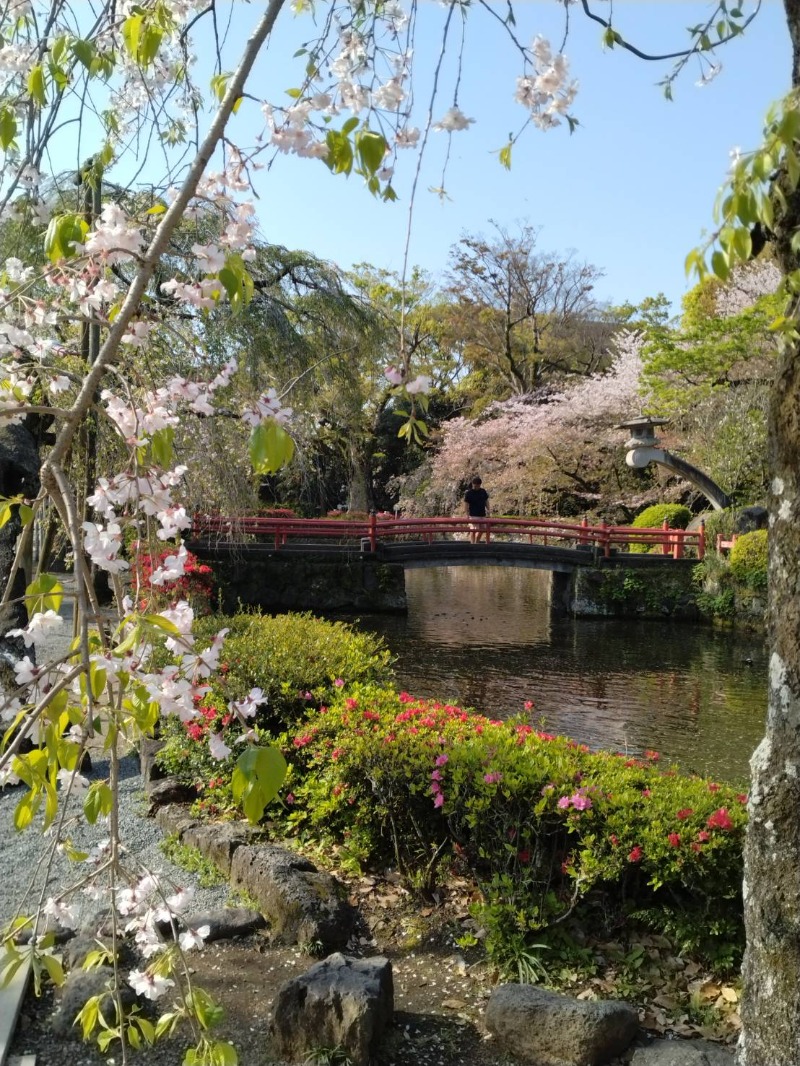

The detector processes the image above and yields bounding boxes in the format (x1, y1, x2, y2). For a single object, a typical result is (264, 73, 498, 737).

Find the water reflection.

(355, 567, 766, 784)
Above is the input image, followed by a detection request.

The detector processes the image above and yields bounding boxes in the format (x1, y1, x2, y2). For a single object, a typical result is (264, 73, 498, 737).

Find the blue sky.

(213, 2, 789, 312)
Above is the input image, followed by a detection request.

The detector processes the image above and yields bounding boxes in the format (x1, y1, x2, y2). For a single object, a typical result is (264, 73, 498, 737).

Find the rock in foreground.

(485, 983, 639, 1066)
(271, 952, 393, 1066)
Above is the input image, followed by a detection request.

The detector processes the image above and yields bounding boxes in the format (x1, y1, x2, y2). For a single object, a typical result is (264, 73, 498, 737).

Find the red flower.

(628, 845, 643, 863)
(667, 833, 681, 847)
(707, 808, 733, 831)
(642, 789, 651, 798)
(737, 793, 748, 804)
(609, 834, 619, 847)
(696, 830, 711, 843)
(518, 849, 531, 864)
(708, 782, 720, 792)
(676, 808, 693, 820)
(644, 750, 660, 761)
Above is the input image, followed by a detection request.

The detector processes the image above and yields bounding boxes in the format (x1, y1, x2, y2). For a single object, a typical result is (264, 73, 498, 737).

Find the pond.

(354, 566, 767, 784)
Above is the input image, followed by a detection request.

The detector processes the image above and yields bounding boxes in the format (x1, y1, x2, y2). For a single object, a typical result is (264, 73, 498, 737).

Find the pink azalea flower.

(435, 754, 449, 767)
(570, 793, 592, 811)
(333, 678, 345, 688)
(433, 793, 445, 808)
(557, 796, 571, 809)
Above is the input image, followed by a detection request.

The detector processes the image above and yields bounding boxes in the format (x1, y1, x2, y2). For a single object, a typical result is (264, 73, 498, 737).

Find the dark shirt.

(464, 487, 489, 517)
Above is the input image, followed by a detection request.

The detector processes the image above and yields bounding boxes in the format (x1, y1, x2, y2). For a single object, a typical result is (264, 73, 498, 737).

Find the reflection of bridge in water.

(189, 514, 705, 570)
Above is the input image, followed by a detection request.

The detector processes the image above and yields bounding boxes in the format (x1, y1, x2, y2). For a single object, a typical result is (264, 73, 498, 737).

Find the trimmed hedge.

(629, 504, 692, 554)
(729, 529, 768, 591)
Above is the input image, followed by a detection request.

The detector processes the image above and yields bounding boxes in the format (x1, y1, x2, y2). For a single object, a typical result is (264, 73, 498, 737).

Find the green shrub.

(284, 685, 747, 967)
(729, 529, 768, 591)
(157, 612, 394, 795)
(629, 504, 692, 554)
(701, 508, 737, 551)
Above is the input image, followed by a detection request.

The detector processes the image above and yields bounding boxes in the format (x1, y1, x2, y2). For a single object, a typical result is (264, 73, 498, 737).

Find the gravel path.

(0, 576, 229, 929)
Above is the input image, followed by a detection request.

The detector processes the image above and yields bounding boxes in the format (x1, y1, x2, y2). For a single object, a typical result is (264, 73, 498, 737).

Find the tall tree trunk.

(347, 440, 372, 513)
(739, 6, 800, 1058)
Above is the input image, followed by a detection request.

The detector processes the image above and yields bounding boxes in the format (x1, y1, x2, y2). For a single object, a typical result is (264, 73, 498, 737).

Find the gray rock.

(485, 984, 639, 1066)
(271, 952, 393, 1066)
(229, 844, 354, 952)
(179, 907, 267, 943)
(63, 935, 123, 971)
(139, 737, 165, 783)
(735, 506, 768, 534)
(155, 804, 200, 837)
(182, 821, 255, 876)
(15, 916, 75, 945)
(146, 776, 196, 806)
(52, 966, 137, 1035)
(630, 1039, 734, 1065)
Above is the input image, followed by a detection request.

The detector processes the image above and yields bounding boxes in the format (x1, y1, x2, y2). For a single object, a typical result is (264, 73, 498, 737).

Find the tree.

(442, 222, 610, 398)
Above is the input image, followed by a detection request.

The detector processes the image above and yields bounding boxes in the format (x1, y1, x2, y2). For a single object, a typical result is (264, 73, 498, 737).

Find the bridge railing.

(191, 514, 705, 560)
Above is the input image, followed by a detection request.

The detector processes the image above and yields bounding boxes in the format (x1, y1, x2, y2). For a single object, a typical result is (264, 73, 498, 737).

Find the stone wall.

(570, 563, 701, 620)
(207, 551, 407, 614)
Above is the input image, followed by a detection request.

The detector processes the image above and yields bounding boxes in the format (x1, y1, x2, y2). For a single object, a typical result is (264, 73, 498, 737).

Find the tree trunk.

(347, 441, 373, 513)
(739, 6, 800, 1058)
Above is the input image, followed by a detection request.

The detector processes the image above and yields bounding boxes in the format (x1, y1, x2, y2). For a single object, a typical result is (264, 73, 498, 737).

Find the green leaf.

(249, 419, 295, 475)
(0, 108, 17, 151)
(150, 426, 175, 468)
(147, 202, 167, 215)
(355, 130, 387, 176)
(44, 213, 89, 263)
(231, 746, 287, 825)
(732, 227, 752, 262)
(121, 13, 143, 60)
(72, 39, 95, 69)
(498, 142, 512, 170)
(285, 87, 302, 99)
(324, 130, 354, 175)
(711, 249, 730, 281)
(18, 504, 33, 526)
(25, 573, 63, 618)
(341, 116, 359, 136)
(14, 794, 35, 832)
(84, 782, 113, 825)
(210, 72, 231, 102)
(27, 65, 46, 107)
(41, 953, 65, 987)
(0, 503, 12, 530)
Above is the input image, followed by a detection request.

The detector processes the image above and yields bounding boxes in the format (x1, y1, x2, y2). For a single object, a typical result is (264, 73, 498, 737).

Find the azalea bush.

(282, 685, 747, 968)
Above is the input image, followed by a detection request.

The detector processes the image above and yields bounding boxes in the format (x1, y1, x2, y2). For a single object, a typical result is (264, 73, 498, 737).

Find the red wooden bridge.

(190, 513, 705, 561)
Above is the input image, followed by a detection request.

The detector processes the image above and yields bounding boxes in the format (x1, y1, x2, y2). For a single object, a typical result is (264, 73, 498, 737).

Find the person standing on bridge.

(464, 476, 490, 544)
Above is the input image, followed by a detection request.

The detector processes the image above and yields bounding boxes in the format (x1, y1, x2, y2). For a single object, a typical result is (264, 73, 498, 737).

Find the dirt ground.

(10, 863, 734, 1066)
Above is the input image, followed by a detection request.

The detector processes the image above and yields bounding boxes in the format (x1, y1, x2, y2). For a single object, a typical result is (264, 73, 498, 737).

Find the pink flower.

(570, 793, 592, 811)
(484, 772, 503, 784)
(333, 678, 345, 688)
(667, 832, 681, 847)
(708, 782, 720, 792)
(435, 754, 449, 767)
(285, 793, 295, 805)
(642, 789, 651, 798)
(433, 792, 445, 809)
(524, 700, 534, 710)
(696, 830, 711, 843)
(628, 846, 643, 863)
(557, 796, 571, 809)
(707, 808, 733, 831)
(431, 769, 442, 781)
(676, 808, 693, 820)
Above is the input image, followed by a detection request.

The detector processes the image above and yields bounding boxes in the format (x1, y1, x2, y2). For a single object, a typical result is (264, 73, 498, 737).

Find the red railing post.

(486, 518, 491, 545)
(580, 517, 589, 545)
(673, 530, 683, 560)
(369, 511, 377, 552)
(698, 521, 705, 560)
(601, 519, 610, 558)
(662, 520, 670, 556)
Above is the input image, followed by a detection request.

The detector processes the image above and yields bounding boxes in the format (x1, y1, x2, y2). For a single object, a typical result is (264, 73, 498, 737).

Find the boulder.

(52, 966, 137, 1034)
(182, 821, 255, 876)
(139, 737, 165, 783)
(735, 506, 768, 534)
(630, 1039, 734, 1065)
(155, 804, 200, 837)
(174, 907, 267, 943)
(271, 953, 393, 1066)
(146, 776, 196, 807)
(230, 844, 354, 953)
(485, 984, 639, 1066)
